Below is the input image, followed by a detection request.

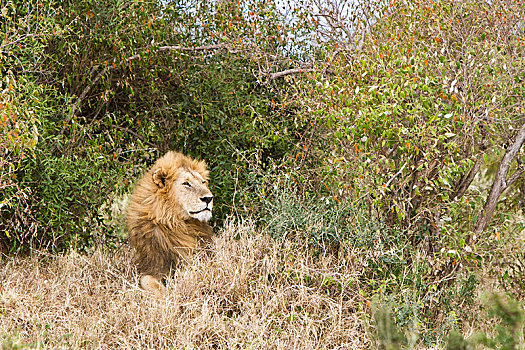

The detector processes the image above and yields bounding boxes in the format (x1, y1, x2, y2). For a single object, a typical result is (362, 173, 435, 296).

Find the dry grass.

(0, 219, 373, 349)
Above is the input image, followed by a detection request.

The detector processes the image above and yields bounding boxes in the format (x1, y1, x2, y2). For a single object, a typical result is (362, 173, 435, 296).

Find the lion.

(126, 151, 214, 297)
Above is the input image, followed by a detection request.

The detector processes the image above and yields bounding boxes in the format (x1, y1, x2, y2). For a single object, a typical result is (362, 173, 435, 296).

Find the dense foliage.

(1, 0, 524, 347)
(1, 0, 318, 251)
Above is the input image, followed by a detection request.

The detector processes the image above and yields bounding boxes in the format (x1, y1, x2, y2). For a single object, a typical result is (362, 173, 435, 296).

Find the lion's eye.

(182, 181, 192, 187)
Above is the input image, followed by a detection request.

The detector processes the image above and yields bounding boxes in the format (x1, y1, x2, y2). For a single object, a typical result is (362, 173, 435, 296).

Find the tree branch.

(115, 126, 159, 150)
(473, 122, 525, 237)
(506, 168, 525, 188)
(158, 44, 230, 52)
(0, 33, 47, 49)
(67, 65, 109, 124)
(355, 25, 367, 53)
(385, 162, 407, 189)
(268, 68, 318, 80)
(452, 158, 482, 201)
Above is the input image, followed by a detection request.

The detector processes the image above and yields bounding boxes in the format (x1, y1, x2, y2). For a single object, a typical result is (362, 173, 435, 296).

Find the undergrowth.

(257, 184, 516, 347)
(1, 186, 523, 348)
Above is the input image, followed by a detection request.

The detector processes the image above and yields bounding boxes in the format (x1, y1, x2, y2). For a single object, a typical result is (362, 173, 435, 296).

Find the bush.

(1, 0, 312, 252)
(260, 183, 382, 253)
(307, 0, 525, 246)
(258, 182, 480, 345)
(373, 294, 524, 350)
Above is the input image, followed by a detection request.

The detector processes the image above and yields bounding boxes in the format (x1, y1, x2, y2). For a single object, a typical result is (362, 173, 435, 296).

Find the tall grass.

(0, 219, 371, 349)
(1, 186, 523, 348)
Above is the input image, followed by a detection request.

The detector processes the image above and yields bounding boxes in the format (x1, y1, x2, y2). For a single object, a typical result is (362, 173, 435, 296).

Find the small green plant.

(1, 333, 40, 350)
(373, 304, 410, 350)
(259, 182, 383, 254)
(372, 294, 524, 349)
(448, 295, 524, 350)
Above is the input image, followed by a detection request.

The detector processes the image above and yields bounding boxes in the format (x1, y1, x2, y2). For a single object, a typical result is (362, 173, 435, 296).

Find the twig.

(158, 44, 241, 52)
(61, 65, 109, 135)
(355, 25, 367, 53)
(506, 168, 525, 188)
(385, 162, 407, 189)
(115, 126, 159, 150)
(358, 162, 407, 201)
(0, 33, 47, 49)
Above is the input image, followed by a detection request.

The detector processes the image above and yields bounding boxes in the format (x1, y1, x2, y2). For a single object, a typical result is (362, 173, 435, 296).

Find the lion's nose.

(200, 196, 213, 204)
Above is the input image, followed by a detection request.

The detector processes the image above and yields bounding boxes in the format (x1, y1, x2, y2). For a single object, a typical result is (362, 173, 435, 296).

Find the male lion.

(127, 151, 214, 297)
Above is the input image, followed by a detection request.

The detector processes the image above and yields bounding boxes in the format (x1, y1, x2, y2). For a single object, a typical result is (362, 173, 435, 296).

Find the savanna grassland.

(1, 0, 524, 348)
(1, 221, 371, 349)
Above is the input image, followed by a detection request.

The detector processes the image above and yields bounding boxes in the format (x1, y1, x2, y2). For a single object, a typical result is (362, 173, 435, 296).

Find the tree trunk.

(473, 122, 525, 238)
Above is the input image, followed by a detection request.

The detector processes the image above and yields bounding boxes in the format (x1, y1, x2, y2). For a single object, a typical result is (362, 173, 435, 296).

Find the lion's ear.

(152, 168, 168, 188)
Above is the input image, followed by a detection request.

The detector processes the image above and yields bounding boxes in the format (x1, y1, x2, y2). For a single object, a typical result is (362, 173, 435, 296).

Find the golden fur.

(127, 151, 214, 296)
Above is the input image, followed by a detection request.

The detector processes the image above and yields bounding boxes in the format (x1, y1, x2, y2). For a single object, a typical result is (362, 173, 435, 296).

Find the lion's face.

(173, 168, 213, 222)
(149, 152, 214, 223)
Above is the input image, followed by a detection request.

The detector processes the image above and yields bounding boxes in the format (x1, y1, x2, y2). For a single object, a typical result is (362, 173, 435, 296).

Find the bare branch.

(115, 126, 159, 150)
(355, 25, 367, 53)
(313, 12, 353, 41)
(452, 158, 482, 201)
(0, 33, 47, 49)
(159, 44, 226, 52)
(268, 68, 318, 80)
(159, 43, 249, 54)
(385, 162, 407, 189)
(67, 66, 109, 123)
(506, 168, 525, 189)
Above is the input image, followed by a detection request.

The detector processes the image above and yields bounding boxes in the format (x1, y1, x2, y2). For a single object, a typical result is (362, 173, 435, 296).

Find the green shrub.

(258, 182, 480, 345)
(259, 183, 382, 252)
(373, 295, 524, 349)
(1, 332, 41, 350)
